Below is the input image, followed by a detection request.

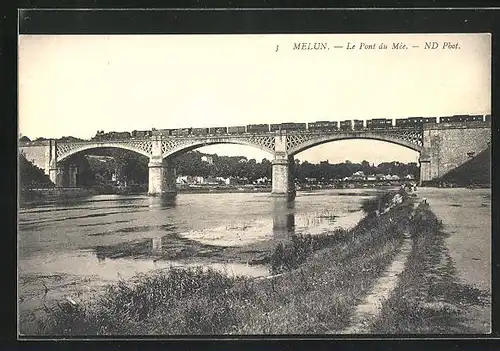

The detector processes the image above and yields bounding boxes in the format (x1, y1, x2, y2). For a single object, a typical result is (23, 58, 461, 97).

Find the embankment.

(27, 190, 416, 335)
(371, 194, 490, 334)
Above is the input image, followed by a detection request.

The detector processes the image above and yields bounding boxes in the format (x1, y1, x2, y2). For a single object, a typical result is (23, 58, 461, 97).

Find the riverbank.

(19, 187, 94, 206)
(74, 183, 408, 196)
(373, 187, 491, 334)
(372, 197, 490, 334)
(28, 190, 415, 335)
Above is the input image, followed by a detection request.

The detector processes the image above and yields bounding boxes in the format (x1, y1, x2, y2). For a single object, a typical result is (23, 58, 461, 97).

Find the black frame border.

(4, 6, 500, 350)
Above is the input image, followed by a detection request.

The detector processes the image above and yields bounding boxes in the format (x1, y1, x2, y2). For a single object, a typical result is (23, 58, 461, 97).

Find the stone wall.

(420, 121, 491, 181)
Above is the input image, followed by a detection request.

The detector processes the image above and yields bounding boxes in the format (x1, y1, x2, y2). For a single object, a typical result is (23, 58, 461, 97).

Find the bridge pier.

(49, 166, 64, 187)
(49, 164, 79, 187)
(148, 158, 177, 197)
(271, 154, 296, 201)
(272, 197, 295, 237)
(419, 152, 432, 185)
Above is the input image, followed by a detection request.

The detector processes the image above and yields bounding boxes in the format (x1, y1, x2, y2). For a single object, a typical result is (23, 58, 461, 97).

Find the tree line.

(19, 147, 419, 188)
(66, 149, 419, 186)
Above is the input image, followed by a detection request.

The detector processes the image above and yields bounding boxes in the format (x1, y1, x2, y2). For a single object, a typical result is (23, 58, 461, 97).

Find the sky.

(18, 34, 491, 164)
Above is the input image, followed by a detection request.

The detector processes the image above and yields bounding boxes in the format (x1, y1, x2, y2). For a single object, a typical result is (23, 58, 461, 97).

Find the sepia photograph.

(17, 27, 492, 336)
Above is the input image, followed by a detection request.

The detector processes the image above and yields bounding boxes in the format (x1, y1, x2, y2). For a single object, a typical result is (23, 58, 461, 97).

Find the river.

(18, 188, 382, 332)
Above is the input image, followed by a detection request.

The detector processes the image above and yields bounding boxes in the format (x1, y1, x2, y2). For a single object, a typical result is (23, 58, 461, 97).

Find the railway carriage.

(132, 130, 147, 138)
(282, 123, 307, 132)
(440, 115, 468, 123)
(170, 128, 191, 136)
(395, 118, 411, 128)
(467, 115, 484, 122)
(246, 124, 270, 133)
(191, 128, 209, 136)
(208, 127, 228, 135)
(152, 129, 171, 136)
(353, 120, 364, 130)
(366, 118, 392, 130)
(485, 114, 491, 122)
(116, 131, 131, 139)
(270, 124, 281, 132)
(270, 123, 307, 132)
(395, 117, 437, 128)
(339, 120, 352, 131)
(227, 126, 246, 134)
(423, 117, 437, 124)
(308, 121, 338, 132)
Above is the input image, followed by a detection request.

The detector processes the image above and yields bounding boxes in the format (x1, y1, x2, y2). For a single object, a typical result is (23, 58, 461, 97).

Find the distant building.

(238, 158, 247, 163)
(176, 175, 204, 184)
(201, 155, 213, 165)
(350, 171, 366, 181)
(386, 174, 401, 180)
(254, 177, 269, 185)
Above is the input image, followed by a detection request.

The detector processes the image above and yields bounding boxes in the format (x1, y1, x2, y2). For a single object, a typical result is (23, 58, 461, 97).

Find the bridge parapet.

(424, 120, 490, 131)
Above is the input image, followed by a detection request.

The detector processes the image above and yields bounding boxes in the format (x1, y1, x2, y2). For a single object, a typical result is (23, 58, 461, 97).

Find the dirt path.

(340, 232, 412, 334)
(415, 188, 490, 292)
(414, 187, 491, 333)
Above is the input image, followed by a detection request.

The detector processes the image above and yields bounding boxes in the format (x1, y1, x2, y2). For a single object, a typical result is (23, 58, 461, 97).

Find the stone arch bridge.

(19, 121, 490, 200)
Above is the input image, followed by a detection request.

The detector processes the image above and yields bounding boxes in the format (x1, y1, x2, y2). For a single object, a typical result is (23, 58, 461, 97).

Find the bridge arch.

(162, 138, 275, 159)
(57, 143, 152, 163)
(287, 133, 423, 156)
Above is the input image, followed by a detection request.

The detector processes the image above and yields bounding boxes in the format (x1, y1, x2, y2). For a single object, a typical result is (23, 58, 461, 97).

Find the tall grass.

(32, 192, 415, 335)
(269, 229, 347, 274)
(269, 189, 411, 275)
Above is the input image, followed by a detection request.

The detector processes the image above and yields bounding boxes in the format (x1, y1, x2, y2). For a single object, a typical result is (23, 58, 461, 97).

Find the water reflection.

(272, 198, 295, 237)
(148, 197, 177, 209)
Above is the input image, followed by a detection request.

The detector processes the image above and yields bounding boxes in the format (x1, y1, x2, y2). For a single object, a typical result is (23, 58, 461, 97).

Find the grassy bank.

(30, 191, 414, 335)
(371, 202, 489, 334)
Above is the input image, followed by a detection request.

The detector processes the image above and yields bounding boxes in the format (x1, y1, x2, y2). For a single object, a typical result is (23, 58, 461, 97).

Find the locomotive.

(92, 131, 131, 141)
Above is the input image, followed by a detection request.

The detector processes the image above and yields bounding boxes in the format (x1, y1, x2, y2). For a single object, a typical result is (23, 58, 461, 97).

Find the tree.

(19, 154, 53, 189)
(361, 160, 373, 175)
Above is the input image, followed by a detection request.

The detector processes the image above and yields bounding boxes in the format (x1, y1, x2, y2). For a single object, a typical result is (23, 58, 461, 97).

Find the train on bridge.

(90, 114, 490, 141)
